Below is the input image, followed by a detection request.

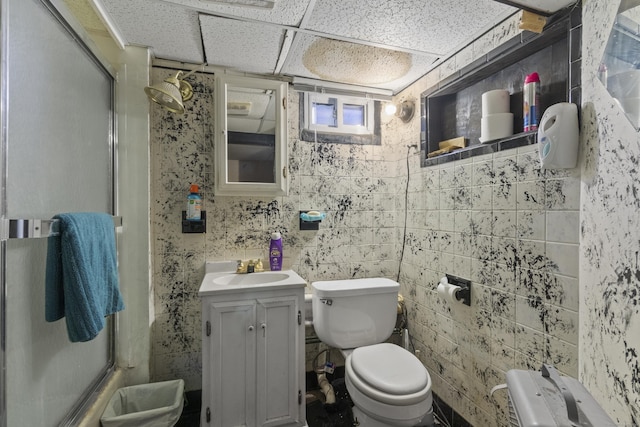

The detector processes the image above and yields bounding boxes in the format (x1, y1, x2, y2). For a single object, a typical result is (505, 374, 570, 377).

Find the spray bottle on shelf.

(523, 72, 541, 132)
(269, 232, 283, 271)
(186, 184, 202, 221)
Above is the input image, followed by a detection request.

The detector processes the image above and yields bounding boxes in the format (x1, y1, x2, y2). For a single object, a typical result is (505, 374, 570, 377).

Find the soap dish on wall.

(299, 211, 325, 230)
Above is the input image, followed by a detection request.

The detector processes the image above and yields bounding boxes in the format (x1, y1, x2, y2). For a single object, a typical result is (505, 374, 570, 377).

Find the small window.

(300, 93, 381, 145)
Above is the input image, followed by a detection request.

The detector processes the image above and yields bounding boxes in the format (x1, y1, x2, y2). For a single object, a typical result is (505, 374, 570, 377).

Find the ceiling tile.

(161, 0, 311, 26)
(282, 33, 438, 93)
(304, 0, 516, 56)
(99, 0, 204, 62)
(200, 15, 284, 74)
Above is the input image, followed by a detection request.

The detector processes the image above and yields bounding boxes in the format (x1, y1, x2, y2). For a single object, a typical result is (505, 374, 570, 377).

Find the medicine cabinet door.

(215, 75, 288, 196)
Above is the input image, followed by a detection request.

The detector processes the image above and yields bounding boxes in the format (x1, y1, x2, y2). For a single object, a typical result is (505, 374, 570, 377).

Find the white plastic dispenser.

(538, 102, 579, 169)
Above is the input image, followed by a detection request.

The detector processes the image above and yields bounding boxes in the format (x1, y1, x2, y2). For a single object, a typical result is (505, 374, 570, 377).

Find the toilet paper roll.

(437, 282, 462, 303)
(447, 284, 461, 299)
(480, 113, 514, 143)
(482, 89, 510, 115)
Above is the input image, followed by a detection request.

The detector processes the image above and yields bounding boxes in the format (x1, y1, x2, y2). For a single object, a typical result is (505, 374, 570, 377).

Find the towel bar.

(1, 216, 122, 240)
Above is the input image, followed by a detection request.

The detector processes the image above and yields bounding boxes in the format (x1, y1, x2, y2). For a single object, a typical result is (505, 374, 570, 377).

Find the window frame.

(299, 93, 381, 145)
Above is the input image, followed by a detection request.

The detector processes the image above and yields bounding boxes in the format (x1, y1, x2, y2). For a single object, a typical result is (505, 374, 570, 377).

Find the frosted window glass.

(3, 0, 114, 425)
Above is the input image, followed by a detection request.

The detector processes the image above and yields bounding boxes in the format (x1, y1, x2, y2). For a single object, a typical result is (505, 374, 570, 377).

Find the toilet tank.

(311, 278, 399, 349)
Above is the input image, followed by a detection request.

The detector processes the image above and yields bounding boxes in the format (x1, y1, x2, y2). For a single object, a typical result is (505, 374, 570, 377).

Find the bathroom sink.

(199, 263, 307, 296)
(211, 272, 290, 286)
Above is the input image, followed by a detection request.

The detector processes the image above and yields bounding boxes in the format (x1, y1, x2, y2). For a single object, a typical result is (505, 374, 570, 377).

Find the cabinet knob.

(261, 323, 266, 337)
(248, 325, 255, 331)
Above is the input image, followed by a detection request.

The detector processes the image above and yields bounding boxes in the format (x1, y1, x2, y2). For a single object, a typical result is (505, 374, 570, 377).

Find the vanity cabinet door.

(201, 290, 305, 427)
(256, 296, 303, 427)
(203, 299, 257, 427)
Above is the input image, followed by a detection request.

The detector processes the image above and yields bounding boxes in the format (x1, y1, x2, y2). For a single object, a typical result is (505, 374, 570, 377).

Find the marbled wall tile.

(515, 324, 545, 365)
(493, 211, 516, 238)
(515, 295, 545, 334)
(546, 210, 579, 243)
(471, 211, 493, 236)
(516, 149, 543, 182)
(472, 185, 493, 211)
(517, 239, 547, 271)
(454, 162, 474, 188)
(492, 237, 517, 269)
(516, 210, 546, 240)
(473, 29, 495, 61)
(440, 166, 456, 190)
(452, 255, 472, 279)
(492, 181, 516, 210)
(545, 336, 577, 377)
(440, 188, 457, 210)
(544, 304, 578, 345)
(517, 180, 546, 210)
(545, 177, 580, 210)
(545, 242, 579, 278)
(491, 289, 516, 321)
(440, 210, 455, 233)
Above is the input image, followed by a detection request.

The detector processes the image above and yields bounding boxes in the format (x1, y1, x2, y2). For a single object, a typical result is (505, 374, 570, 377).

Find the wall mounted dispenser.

(538, 102, 579, 169)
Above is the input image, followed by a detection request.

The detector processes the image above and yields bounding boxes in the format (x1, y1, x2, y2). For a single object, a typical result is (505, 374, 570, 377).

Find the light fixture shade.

(397, 100, 415, 123)
(144, 71, 194, 114)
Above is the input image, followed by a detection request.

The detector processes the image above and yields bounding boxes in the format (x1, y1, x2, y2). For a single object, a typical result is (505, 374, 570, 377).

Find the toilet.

(312, 278, 434, 427)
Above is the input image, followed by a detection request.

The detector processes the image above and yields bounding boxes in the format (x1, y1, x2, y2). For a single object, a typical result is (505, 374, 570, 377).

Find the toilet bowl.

(312, 278, 434, 427)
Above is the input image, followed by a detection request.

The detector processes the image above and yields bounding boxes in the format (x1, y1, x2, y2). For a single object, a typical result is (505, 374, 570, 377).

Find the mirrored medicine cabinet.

(215, 75, 288, 196)
(601, 0, 640, 130)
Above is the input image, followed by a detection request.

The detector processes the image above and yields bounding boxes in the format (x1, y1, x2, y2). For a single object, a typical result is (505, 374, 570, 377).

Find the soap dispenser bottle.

(269, 232, 283, 271)
(186, 184, 202, 221)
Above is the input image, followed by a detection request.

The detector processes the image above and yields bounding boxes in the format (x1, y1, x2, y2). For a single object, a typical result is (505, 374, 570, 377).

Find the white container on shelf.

(480, 113, 514, 142)
(482, 89, 510, 115)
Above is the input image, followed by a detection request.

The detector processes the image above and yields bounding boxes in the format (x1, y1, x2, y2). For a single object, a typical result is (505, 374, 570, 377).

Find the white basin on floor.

(199, 262, 306, 296)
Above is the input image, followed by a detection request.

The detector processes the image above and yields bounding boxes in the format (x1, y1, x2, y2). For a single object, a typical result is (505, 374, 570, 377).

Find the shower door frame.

(0, 0, 119, 425)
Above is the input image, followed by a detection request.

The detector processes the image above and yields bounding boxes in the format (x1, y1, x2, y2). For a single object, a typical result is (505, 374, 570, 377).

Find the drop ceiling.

(92, 0, 529, 93)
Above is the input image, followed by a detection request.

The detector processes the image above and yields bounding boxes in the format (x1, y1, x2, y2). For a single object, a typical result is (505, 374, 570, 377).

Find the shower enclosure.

(0, 0, 118, 425)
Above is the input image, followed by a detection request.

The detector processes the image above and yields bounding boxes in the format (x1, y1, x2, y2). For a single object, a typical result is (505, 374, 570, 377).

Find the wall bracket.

(182, 211, 206, 233)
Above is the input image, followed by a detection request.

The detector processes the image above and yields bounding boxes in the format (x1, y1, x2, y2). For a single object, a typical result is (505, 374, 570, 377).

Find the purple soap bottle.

(269, 232, 283, 271)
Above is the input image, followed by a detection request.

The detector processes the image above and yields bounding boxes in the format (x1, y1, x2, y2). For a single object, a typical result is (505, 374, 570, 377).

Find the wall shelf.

(423, 131, 538, 166)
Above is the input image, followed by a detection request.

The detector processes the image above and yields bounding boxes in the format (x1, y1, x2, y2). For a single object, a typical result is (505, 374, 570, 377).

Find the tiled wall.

(149, 10, 584, 427)
(398, 148, 580, 426)
(580, 1, 640, 425)
(149, 69, 403, 390)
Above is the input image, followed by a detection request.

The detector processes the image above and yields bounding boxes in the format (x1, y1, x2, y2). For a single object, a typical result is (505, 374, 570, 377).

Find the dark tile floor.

(175, 382, 453, 427)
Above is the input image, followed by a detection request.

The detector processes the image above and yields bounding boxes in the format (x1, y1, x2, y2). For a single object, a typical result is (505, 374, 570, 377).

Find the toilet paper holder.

(446, 274, 471, 306)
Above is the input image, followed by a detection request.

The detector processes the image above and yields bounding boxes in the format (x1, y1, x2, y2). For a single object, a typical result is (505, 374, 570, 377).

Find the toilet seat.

(346, 343, 431, 406)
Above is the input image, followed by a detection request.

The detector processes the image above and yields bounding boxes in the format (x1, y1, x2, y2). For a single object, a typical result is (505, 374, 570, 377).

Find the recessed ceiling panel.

(161, 0, 310, 26)
(282, 33, 439, 93)
(305, 0, 516, 55)
(200, 15, 284, 74)
(97, 0, 204, 62)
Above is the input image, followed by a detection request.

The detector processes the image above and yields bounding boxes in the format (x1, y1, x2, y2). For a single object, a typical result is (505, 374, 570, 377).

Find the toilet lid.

(350, 343, 428, 395)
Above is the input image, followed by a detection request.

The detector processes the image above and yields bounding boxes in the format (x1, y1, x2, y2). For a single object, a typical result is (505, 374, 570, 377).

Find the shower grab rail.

(1, 216, 123, 240)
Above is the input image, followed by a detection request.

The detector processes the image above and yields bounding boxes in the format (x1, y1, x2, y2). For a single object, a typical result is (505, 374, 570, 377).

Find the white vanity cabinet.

(199, 267, 306, 427)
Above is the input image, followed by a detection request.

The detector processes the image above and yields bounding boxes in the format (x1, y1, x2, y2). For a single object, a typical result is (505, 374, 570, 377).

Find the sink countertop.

(199, 266, 307, 296)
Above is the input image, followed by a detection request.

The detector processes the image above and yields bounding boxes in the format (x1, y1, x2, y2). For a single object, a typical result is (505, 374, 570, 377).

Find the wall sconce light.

(144, 71, 193, 114)
(384, 100, 415, 123)
(144, 70, 194, 114)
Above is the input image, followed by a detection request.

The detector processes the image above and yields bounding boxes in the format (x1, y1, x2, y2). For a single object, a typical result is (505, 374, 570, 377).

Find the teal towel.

(45, 212, 124, 342)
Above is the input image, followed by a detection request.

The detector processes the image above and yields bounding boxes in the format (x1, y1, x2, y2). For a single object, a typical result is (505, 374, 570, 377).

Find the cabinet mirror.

(602, 0, 640, 129)
(215, 75, 288, 196)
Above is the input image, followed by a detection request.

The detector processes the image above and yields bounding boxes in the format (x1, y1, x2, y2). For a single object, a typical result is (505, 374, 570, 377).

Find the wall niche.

(421, 3, 582, 166)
